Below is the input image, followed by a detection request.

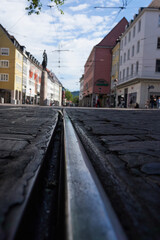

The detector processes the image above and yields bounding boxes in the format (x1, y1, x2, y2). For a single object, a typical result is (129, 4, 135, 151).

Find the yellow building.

(0, 24, 23, 103)
(110, 40, 120, 107)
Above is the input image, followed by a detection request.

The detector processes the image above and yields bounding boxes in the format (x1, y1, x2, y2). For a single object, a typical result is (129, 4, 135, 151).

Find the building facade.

(0, 25, 24, 104)
(110, 40, 120, 107)
(0, 24, 63, 105)
(79, 74, 84, 106)
(82, 17, 128, 107)
(117, 0, 160, 108)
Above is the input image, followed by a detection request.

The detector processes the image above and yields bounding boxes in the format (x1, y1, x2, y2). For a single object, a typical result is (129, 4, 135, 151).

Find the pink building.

(83, 17, 128, 107)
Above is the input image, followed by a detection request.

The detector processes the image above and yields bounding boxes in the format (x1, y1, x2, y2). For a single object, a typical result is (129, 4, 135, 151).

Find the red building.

(82, 17, 128, 107)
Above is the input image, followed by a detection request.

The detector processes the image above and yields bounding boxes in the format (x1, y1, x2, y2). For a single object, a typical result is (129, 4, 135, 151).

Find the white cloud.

(1, 0, 148, 91)
(69, 4, 89, 11)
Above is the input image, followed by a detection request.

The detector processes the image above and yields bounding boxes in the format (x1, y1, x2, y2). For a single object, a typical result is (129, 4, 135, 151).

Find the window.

(131, 64, 134, 76)
(127, 49, 130, 60)
(159, 15, 160, 26)
(1, 48, 9, 56)
(0, 60, 9, 68)
(132, 45, 135, 57)
(121, 40, 123, 49)
(16, 51, 22, 61)
(119, 71, 121, 80)
(124, 53, 126, 63)
(16, 63, 22, 72)
(157, 38, 160, 48)
(16, 76, 22, 84)
(128, 32, 131, 42)
(156, 59, 160, 72)
(127, 67, 129, 77)
(136, 61, 139, 73)
(125, 36, 127, 45)
(138, 20, 141, 32)
(0, 74, 9, 81)
(120, 56, 122, 65)
(137, 41, 140, 53)
(133, 26, 136, 38)
(123, 69, 125, 79)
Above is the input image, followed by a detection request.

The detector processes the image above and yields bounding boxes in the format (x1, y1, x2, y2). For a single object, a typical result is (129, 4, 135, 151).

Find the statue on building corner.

(42, 50, 47, 70)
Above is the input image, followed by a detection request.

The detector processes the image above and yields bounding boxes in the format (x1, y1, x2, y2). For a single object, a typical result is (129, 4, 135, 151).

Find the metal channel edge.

(63, 110, 128, 240)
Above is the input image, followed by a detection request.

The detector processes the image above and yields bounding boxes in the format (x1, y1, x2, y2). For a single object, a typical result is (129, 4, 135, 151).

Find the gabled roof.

(96, 17, 128, 47)
(148, 0, 160, 8)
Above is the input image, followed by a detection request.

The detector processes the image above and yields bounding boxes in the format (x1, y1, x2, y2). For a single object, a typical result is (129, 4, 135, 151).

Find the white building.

(79, 74, 84, 106)
(117, 0, 160, 108)
(46, 70, 62, 106)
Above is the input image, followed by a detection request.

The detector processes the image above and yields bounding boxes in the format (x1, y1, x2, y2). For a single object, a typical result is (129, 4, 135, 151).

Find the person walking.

(157, 97, 160, 109)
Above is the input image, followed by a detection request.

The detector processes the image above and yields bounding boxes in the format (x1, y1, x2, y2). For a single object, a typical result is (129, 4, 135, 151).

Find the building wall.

(82, 17, 128, 107)
(15, 49, 23, 93)
(119, 8, 160, 84)
(93, 47, 111, 95)
(0, 27, 15, 91)
(111, 42, 120, 89)
(83, 49, 95, 97)
(142, 10, 160, 78)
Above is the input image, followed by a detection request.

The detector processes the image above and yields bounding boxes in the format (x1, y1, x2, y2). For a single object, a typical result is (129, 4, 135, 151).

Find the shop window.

(129, 92, 137, 104)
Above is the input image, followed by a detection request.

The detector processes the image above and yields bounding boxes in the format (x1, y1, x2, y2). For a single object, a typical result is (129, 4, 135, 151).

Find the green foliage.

(65, 90, 73, 101)
(26, 0, 64, 15)
(72, 96, 79, 104)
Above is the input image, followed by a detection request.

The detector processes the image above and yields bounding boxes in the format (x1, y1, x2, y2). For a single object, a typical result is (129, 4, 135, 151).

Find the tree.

(26, 0, 64, 15)
(72, 96, 79, 105)
(65, 90, 73, 101)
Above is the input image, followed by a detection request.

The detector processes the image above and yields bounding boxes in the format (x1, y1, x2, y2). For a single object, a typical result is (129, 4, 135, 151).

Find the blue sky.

(0, 0, 152, 91)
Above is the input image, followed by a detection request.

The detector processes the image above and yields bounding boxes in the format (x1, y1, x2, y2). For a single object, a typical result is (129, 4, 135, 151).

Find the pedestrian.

(97, 99, 100, 107)
(150, 97, 154, 108)
(157, 97, 160, 109)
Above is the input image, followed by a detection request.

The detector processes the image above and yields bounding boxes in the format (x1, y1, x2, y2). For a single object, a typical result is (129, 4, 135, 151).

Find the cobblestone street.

(0, 105, 160, 240)
(66, 108, 160, 240)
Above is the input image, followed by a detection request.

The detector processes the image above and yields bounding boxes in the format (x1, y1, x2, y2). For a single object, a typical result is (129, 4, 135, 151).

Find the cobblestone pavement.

(66, 108, 160, 240)
(0, 105, 59, 240)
